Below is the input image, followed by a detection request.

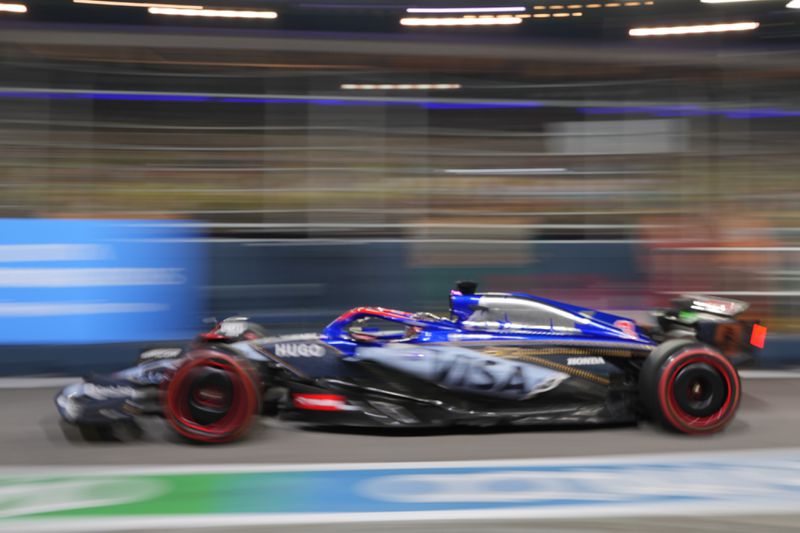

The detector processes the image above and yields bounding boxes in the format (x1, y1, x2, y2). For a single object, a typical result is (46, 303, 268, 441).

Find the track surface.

(3, 378, 799, 532)
(2, 378, 799, 465)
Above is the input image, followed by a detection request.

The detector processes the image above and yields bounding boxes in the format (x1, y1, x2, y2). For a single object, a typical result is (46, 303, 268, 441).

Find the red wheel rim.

(658, 348, 740, 434)
(165, 352, 258, 443)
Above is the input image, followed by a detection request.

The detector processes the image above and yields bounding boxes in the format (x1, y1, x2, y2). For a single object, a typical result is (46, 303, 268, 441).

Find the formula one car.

(55, 282, 766, 443)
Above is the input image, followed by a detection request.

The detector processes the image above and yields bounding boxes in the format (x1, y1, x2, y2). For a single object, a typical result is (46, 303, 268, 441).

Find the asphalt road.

(2, 377, 799, 532)
(2, 378, 798, 466)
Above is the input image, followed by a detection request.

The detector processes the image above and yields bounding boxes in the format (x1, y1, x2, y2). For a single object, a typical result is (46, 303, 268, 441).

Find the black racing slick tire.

(163, 350, 261, 444)
(640, 339, 741, 435)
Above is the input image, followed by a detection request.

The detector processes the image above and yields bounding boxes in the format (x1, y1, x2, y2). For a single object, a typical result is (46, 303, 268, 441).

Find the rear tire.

(163, 350, 261, 443)
(640, 339, 740, 435)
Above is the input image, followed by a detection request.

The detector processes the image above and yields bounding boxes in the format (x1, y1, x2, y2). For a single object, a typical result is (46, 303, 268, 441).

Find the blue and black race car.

(56, 281, 766, 443)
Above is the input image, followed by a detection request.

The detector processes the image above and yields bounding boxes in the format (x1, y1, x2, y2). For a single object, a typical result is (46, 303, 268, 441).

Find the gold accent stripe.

(483, 347, 611, 385)
(518, 354, 611, 385)
(483, 346, 637, 359)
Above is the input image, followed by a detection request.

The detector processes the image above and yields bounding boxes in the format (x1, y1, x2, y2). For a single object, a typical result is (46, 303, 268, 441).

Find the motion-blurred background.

(1, 0, 799, 374)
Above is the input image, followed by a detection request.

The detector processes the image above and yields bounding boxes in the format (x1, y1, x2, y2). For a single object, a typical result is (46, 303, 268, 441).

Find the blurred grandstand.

(1, 0, 799, 355)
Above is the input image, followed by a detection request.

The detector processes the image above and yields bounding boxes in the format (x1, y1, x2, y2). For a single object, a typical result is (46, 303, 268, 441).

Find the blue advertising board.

(0, 219, 205, 344)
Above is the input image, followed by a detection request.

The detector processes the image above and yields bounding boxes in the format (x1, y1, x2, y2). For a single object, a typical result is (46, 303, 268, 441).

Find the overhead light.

(73, 0, 203, 7)
(400, 15, 522, 26)
(406, 6, 525, 13)
(445, 168, 567, 175)
(788, 0, 800, 7)
(148, 7, 278, 18)
(341, 83, 461, 90)
(629, 21, 759, 36)
(0, 2, 26, 12)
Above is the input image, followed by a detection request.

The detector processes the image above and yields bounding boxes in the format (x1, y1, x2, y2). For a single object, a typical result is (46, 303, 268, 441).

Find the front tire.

(163, 350, 261, 443)
(640, 339, 741, 435)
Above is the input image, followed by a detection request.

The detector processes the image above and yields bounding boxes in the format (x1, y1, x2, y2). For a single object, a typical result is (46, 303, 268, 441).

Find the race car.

(55, 281, 766, 443)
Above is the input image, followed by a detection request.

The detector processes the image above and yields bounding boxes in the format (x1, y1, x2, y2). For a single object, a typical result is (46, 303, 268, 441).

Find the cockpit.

(345, 315, 420, 343)
(448, 281, 587, 334)
(460, 295, 584, 333)
(324, 307, 453, 344)
(321, 281, 641, 350)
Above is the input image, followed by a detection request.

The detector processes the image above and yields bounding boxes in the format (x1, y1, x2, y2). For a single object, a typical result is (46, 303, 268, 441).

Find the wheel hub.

(187, 367, 234, 425)
(673, 362, 727, 418)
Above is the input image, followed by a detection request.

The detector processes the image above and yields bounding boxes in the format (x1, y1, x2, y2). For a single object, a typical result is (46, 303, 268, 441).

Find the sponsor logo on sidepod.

(139, 348, 182, 360)
(274, 343, 326, 357)
(567, 356, 606, 366)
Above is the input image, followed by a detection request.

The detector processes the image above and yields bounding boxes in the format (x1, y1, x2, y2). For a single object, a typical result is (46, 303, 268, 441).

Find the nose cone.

(55, 383, 84, 422)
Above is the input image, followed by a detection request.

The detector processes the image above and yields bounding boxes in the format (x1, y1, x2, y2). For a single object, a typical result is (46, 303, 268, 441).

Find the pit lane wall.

(0, 229, 796, 375)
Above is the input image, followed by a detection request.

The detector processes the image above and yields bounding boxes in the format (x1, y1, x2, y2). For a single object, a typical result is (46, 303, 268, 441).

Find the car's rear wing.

(653, 294, 766, 364)
(670, 295, 749, 318)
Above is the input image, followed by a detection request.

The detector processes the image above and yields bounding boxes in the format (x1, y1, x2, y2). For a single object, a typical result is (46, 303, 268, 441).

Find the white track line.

(2, 446, 800, 476)
(6, 504, 800, 533)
